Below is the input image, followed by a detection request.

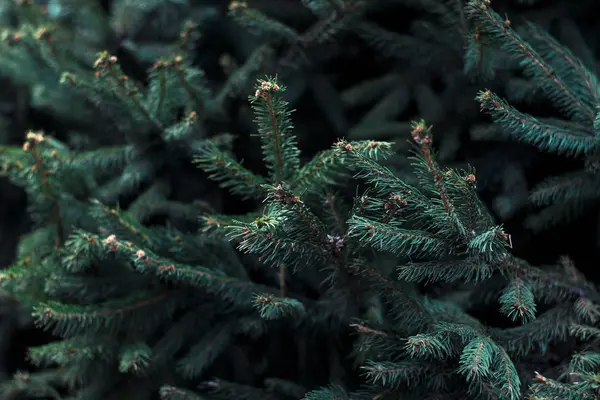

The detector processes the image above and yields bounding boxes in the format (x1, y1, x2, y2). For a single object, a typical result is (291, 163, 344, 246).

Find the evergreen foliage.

(1, 1, 600, 400)
(191, 77, 395, 396)
(0, 0, 210, 127)
(227, 0, 489, 173)
(299, 121, 599, 400)
(198, 81, 600, 399)
(468, 0, 600, 232)
(0, 4, 270, 398)
(466, 1, 600, 398)
(0, 43, 244, 400)
(0, 2, 227, 386)
(225, 0, 590, 222)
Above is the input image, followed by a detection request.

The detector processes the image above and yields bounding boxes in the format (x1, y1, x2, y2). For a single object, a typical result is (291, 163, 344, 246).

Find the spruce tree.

(195, 79, 600, 398)
(0, 27, 392, 397)
(464, 1, 600, 398)
(1, 1, 600, 400)
(186, 77, 394, 398)
(0, 4, 300, 398)
(467, 0, 600, 231)
(301, 120, 599, 399)
(0, 50, 243, 400)
(3, 64, 599, 400)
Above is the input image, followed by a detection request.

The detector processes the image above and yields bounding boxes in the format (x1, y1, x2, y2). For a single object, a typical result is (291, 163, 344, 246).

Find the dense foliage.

(1, 1, 600, 400)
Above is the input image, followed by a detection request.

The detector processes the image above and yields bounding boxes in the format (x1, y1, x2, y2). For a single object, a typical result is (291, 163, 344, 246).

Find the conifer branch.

(24, 131, 64, 248)
(411, 121, 454, 215)
(476, 90, 597, 156)
(467, 0, 596, 122)
(172, 56, 205, 114)
(94, 51, 165, 133)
